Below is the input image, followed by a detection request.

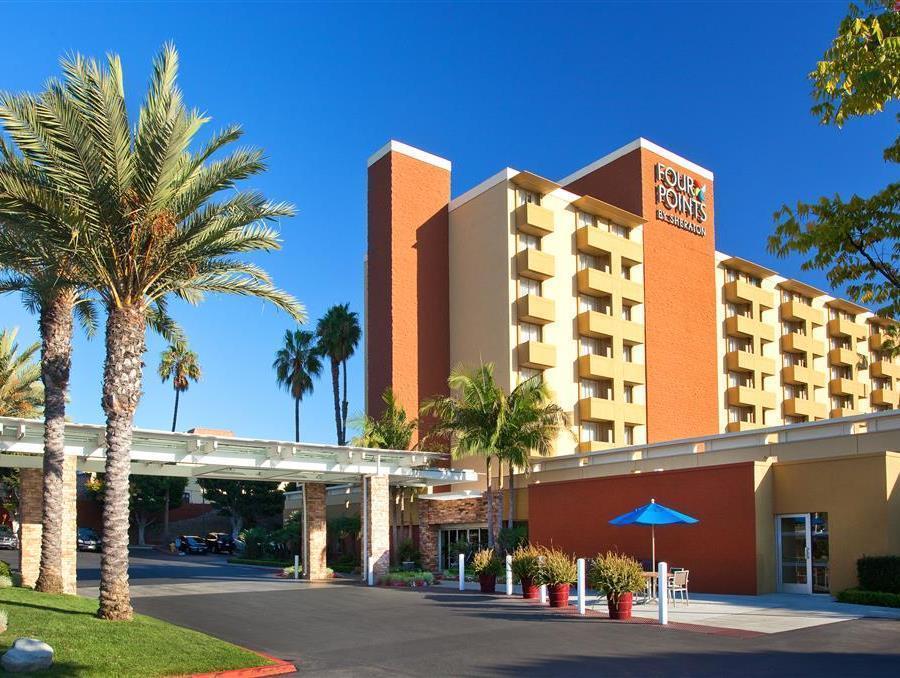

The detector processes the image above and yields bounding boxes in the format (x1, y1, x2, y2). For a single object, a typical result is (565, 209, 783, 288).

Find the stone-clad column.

(19, 458, 78, 594)
(303, 482, 328, 580)
(366, 475, 390, 578)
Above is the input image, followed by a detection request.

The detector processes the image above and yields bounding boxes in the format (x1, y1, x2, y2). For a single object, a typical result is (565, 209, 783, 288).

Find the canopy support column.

(365, 475, 390, 581)
(302, 482, 328, 580)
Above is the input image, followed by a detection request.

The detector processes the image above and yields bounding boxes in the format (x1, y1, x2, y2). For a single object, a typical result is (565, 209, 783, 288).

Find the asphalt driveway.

(3, 550, 898, 676)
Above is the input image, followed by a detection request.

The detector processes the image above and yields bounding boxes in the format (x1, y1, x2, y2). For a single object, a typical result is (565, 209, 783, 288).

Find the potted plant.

(471, 548, 503, 593)
(510, 544, 541, 599)
(588, 551, 645, 620)
(536, 547, 577, 607)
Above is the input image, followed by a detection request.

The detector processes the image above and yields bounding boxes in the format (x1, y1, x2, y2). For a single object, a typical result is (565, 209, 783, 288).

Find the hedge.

(227, 557, 293, 568)
(857, 556, 900, 594)
(0, 561, 10, 578)
(836, 588, 900, 608)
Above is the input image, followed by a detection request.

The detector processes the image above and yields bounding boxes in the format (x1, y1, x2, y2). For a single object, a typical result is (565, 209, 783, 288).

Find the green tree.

(130, 476, 188, 546)
(353, 387, 416, 450)
(273, 329, 322, 442)
(0, 45, 303, 620)
(0, 328, 42, 418)
(158, 342, 201, 433)
(770, 1, 899, 347)
(316, 304, 360, 445)
(496, 376, 569, 529)
(196, 479, 284, 539)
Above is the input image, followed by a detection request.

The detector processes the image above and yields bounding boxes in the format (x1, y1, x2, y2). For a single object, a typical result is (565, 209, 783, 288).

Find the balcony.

(781, 365, 827, 388)
(783, 397, 827, 420)
(726, 421, 762, 433)
(828, 378, 866, 398)
(577, 311, 644, 344)
(780, 301, 824, 326)
(576, 268, 644, 304)
(516, 248, 555, 281)
(725, 315, 775, 342)
(870, 360, 900, 380)
(828, 347, 857, 367)
(725, 350, 775, 374)
(869, 332, 888, 351)
(517, 294, 555, 325)
(780, 332, 825, 356)
(579, 397, 644, 425)
(726, 386, 776, 409)
(871, 388, 899, 407)
(830, 407, 857, 419)
(516, 203, 554, 237)
(827, 317, 866, 340)
(724, 280, 775, 309)
(576, 226, 643, 265)
(578, 354, 645, 384)
(577, 440, 617, 454)
(517, 340, 556, 369)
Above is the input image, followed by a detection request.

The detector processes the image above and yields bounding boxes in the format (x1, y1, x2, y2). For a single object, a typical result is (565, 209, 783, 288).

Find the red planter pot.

(521, 577, 539, 599)
(607, 592, 633, 620)
(479, 573, 497, 593)
(548, 583, 570, 608)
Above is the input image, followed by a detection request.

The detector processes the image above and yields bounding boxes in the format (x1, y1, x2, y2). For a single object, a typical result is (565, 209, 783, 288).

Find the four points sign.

(654, 162, 708, 237)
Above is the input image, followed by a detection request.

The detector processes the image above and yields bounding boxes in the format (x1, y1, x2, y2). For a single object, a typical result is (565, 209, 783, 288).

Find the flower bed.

(378, 571, 435, 587)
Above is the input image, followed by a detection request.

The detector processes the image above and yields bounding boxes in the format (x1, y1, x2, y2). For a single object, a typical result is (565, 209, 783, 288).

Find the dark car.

(205, 532, 235, 554)
(76, 527, 101, 552)
(0, 527, 18, 550)
(178, 535, 208, 555)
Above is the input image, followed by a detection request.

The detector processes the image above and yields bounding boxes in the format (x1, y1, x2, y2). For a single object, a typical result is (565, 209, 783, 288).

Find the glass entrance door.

(776, 514, 811, 593)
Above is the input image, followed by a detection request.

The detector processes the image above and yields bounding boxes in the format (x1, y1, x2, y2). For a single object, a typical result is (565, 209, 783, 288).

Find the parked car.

(205, 532, 235, 554)
(76, 527, 101, 552)
(178, 535, 208, 555)
(0, 527, 18, 550)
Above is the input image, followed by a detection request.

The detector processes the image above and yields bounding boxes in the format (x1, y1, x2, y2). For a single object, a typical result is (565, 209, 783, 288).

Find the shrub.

(857, 556, 900, 594)
(535, 547, 577, 586)
(510, 544, 541, 584)
(0, 561, 10, 578)
(497, 526, 528, 554)
(0, 575, 11, 589)
(471, 548, 503, 576)
(280, 565, 334, 578)
(836, 588, 900, 608)
(0, 609, 6, 632)
(240, 527, 271, 560)
(378, 571, 434, 587)
(447, 539, 471, 565)
(588, 551, 645, 601)
(397, 539, 420, 565)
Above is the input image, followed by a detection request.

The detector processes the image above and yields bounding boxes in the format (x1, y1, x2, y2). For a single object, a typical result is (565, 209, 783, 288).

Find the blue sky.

(0, 1, 894, 444)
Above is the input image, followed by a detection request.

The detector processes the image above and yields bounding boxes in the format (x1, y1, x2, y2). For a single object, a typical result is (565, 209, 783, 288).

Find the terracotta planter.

(478, 573, 497, 593)
(521, 577, 539, 599)
(607, 592, 633, 620)
(548, 583, 570, 608)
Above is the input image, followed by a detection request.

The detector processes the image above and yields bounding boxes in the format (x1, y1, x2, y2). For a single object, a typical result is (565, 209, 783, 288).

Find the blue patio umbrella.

(609, 499, 698, 570)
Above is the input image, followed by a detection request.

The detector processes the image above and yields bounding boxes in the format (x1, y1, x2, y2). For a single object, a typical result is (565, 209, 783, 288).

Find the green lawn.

(0, 587, 273, 677)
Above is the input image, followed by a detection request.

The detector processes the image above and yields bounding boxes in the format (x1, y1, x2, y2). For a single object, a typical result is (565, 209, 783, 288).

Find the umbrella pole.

(652, 524, 656, 571)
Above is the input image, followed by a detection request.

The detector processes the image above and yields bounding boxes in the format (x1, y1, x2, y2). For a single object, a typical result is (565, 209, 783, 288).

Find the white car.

(0, 529, 18, 550)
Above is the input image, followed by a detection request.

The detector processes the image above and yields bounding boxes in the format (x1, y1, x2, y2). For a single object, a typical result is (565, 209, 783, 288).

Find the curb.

(189, 652, 296, 677)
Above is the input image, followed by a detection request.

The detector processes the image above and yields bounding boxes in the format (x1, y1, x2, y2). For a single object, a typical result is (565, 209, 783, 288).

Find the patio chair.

(669, 569, 689, 606)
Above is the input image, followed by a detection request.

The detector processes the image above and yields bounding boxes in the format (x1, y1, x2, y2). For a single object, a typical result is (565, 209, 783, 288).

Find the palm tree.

(496, 376, 569, 529)
(422, 363, 505, 548)
(273, 329, 322, 442)
(0, 328, 42, 417)
(0, 45, 304, 620)
(158, 342, 201, 433)
(316, 303, 360, 445)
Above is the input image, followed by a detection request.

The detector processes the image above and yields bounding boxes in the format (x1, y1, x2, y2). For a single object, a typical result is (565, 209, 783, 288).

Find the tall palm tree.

(0, 328, 42, 417)
(496, 376, 569, 528)
(273, 329, 322, 442)
(158, 342, 201, 433)
(316, 303, 360, 445)
(0, 45, 304, 620)
(422, 363, 505, 548)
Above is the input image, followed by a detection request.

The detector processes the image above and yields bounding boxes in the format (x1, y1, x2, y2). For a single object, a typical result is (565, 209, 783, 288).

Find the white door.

(776, 514, 811, 594)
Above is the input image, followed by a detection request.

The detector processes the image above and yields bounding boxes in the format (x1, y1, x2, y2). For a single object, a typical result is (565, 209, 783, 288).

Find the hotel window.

(830, 336, 851, 350)
(728, 336, 753, 353)
(579, 295, 601, 313)
(623, 425, 635, 446)
(599, 421, 614, 443)
(726, 269, 738, 283)
(581, 379, 602, 399)
(831, 365, 851, 380)
(785, 415, 807, 425)
(519, 277, 541, 297)
(621, 263, 632, 280)
(582, 422, 600, 443)
(520, 322, 542, 343)
(579, 336, 602, 357)
(622, 344, 633, 363)
(745, 274, 762, 287)
(517, 189, 540, 206)
(520, 233, 540, 251)
(783, 352, 807, 367)
(624, 384, 634, 403)
(621, 304, 632, 321)
(728, 371, 754, 388)
(611, 223, 629, 239)
(832, 395, 853, 410)
(594, 216, 611, 233)
(727, 302, 751, 318)
(520, 367, 541, 383)
(728, 406, 755, 423)
(785, 384, 808, 400)
(578, 252, 609, 273)
(783, 320, 805, 336)
(576, 211, 595, 228)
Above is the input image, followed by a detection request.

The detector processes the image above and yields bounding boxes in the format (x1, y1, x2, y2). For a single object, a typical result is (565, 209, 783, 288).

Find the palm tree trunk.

(98, 305, 146, 621)
(508, 464, 515, 529)
(330, 358, 342, 445)
(171, 388, 180, 432)
(485, 456, 494, 548)
(341, 358, 349, 446)
(35, 290, 75, 595)
(294, 396, 300, 443)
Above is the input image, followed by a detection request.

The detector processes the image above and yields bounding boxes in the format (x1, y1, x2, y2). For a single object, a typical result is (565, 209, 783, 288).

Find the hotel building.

(364, 138, 900, 595)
